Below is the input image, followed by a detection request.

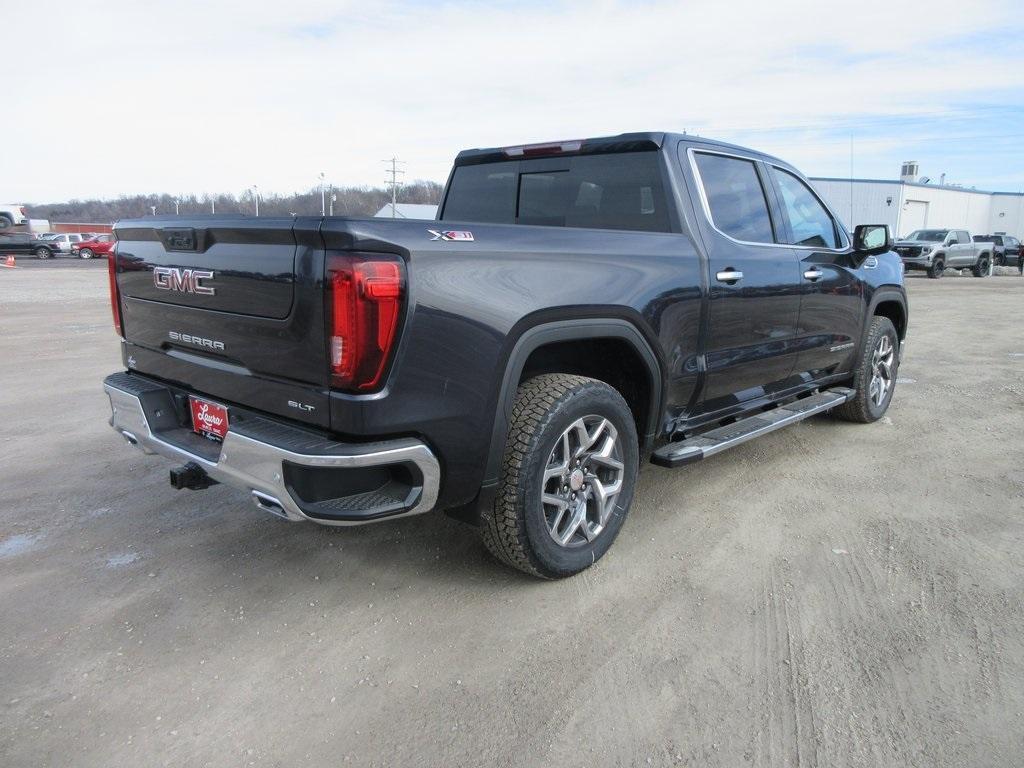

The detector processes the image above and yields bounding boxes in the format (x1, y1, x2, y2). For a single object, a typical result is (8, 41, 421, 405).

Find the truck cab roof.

(453, 132, 786, 167)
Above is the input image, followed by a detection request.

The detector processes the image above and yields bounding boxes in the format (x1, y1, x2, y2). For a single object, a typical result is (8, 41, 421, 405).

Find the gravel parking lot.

(2, 265, 1023, 767)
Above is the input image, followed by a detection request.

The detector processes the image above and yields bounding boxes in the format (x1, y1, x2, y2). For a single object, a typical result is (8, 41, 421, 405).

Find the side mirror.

(853, 224, 891, 257)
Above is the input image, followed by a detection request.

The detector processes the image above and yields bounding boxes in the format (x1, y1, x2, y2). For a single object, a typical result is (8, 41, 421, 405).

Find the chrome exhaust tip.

(251, 490, 290, 520)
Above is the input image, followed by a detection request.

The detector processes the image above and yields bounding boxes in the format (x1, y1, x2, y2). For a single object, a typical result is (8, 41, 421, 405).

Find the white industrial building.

(374, 203, 438, 219)
(811, 163, 1024, 240)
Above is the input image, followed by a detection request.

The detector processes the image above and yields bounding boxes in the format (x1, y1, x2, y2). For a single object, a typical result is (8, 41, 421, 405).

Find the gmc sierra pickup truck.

(103, 132, 907, 578)
(895, 229, 994, 278)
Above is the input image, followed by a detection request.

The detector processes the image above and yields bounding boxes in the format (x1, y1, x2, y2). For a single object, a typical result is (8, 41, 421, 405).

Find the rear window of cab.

(441, 152, 671, 233)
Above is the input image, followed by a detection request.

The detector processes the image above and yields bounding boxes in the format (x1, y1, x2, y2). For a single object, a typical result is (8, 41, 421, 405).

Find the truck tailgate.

(113, 216, 330, 427)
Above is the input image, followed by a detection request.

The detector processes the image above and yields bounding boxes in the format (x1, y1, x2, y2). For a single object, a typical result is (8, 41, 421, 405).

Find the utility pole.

(382, 157, 406, 218)
(319, 172, 326, 216)
(849, 134, 854, 227)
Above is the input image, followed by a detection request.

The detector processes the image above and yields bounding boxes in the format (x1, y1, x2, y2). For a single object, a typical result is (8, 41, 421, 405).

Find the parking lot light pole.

(319, 172, 326, 216)
(252, 185, 259, 217)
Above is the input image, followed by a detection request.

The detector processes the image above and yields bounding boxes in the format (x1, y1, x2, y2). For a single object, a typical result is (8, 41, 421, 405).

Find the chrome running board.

(651, 388, 855, 468)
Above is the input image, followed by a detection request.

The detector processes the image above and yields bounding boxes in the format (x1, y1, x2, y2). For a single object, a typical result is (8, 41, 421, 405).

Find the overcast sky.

(5, 0, 1024, 202)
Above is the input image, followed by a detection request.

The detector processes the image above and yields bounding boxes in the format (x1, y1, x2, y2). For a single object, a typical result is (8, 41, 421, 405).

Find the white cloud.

(4, 0, 1022, 201)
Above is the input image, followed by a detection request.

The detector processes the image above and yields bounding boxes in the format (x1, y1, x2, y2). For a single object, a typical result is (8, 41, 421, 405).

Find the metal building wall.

(811, 178, 1024, 239)
(810, 179, 901, 232)
(989, 193, 1024, 238)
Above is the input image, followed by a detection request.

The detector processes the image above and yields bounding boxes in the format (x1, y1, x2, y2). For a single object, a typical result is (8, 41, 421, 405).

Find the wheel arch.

(870, 288, 908, 341)
(483, 315, 664, 487)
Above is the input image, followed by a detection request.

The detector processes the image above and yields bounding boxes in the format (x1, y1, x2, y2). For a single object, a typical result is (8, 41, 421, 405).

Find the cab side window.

(692, 152, 775, 244)
(957, 231, 970, 245)
(772, 168, 840, 249)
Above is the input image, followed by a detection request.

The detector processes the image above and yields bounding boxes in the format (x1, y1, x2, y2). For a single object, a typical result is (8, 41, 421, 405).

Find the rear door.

(683, 146, 803, 414)
(113, 217, 331, 427)
(767, 164, 863, 383)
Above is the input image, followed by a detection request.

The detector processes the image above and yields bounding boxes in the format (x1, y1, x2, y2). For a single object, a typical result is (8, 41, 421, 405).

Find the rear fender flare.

(482, 318, 664, 485)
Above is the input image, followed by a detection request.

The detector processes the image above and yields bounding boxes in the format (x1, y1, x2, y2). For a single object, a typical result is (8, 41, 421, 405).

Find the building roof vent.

(900, 161, 919, 184)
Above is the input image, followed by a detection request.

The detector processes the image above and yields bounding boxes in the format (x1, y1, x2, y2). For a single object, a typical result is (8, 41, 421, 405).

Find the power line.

(382, 157, 406, 218)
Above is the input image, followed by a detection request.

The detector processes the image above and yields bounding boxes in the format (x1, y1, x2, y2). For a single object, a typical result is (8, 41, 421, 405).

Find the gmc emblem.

(153, 266, 216, 295)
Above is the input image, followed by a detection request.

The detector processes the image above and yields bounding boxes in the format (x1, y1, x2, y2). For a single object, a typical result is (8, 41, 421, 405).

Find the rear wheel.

(835, 316, 899, 423)
(79, 248, 95, 259)
(34, 247, 51, 259)
(972, 254, 990, 277)
(481, 373, 639, 578)
(928, 258, 944, 279)
(0, 215, 12, 230)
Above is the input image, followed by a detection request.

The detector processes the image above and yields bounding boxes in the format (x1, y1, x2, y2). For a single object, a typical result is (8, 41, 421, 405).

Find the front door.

(683, 147, 803, 415)
(767, 164, 864, 383)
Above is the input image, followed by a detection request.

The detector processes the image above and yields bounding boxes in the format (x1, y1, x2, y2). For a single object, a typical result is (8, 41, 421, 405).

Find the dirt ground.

(2, 264, 1023, 767)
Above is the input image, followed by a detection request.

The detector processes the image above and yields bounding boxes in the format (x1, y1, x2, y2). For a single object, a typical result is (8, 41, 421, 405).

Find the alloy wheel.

(541, 415, 624, 548)
(868, 334, 895, 408)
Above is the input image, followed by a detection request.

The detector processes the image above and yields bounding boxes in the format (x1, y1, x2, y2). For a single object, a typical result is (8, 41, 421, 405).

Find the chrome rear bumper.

(104, 374, 440, 526)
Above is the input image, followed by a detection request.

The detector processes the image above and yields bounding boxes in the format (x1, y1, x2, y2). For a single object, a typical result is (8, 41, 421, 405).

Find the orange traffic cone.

(2, 255, 15, 268)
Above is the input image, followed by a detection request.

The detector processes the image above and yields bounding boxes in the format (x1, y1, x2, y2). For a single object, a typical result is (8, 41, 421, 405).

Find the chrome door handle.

(803, 268, 824, 281)
(715, 269, 743, 284)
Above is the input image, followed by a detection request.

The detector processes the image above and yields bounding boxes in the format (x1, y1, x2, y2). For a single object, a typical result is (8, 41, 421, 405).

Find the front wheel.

(481, 373, 639, 578)
(0, 215, 12, 230)
(79, 248, 95, 259)
(972, 254, 990, 277)
(835, 316, 900, 423)
(928, 258, 945, 278)
(34, 247, 51, 259)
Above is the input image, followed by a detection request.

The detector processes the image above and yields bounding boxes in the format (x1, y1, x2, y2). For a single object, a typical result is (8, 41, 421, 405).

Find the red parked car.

(71, 234, 115, 259)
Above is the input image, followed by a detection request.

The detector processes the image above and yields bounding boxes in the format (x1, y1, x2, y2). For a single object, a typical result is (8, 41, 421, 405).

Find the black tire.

(928, 258, 944, 279)
(34, 247, 51, 260)
(0, 215, 12, 230)
(972, 254, 990, 277)
(835, 316, 899, 424)
(995, 255, 1005, 267)
(480, 373, 639, 578)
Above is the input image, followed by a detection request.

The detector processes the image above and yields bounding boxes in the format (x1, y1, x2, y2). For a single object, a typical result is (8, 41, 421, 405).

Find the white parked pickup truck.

(0, 204, 29, 230)
(894, 229, 994, 279)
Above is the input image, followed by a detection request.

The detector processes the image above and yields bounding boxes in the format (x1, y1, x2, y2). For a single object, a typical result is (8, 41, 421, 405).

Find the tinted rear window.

(442, 152, 670, 233)
(693, 152, 775, 244)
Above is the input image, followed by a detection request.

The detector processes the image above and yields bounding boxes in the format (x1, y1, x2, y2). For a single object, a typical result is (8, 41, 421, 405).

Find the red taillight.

(326, 254, 404, 391)
(108, 247, 123, 337)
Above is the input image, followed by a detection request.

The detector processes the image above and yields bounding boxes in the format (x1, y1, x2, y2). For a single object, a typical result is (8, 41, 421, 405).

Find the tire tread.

(480, 373, 625, 578)
(835, 316, 897, 423)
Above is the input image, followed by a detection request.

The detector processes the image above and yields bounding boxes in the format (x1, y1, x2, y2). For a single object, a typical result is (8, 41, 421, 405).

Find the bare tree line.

(26, 181, 445, 223)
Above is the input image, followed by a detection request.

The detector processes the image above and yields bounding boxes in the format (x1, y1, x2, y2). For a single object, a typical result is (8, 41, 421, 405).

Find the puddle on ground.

(0, 533, 44, 559)
(106, 552, 141, 568)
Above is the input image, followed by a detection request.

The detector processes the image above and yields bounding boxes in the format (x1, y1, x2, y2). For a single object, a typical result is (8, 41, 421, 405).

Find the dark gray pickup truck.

(104, 132, 907, 577)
